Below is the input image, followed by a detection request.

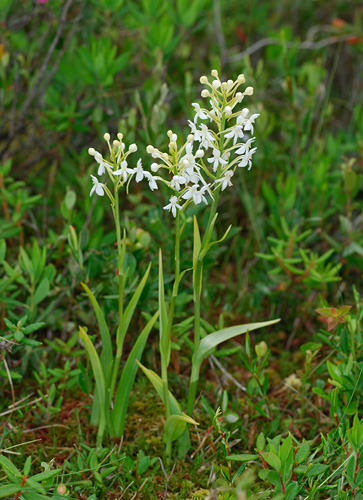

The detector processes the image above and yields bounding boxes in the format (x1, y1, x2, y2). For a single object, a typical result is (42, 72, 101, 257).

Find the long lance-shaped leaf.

(81, 282, 113, 376)
(109, 262, 152, 397)
(79, 326, 108, 446)
(112, 311, 159, 437)
(136, 361, 182, 416)
(119, 262, 151, 342)
(191, 319, 280, 384)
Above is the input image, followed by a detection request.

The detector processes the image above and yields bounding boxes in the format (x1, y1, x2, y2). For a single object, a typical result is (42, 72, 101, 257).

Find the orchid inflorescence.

(88, 69, 259, 217)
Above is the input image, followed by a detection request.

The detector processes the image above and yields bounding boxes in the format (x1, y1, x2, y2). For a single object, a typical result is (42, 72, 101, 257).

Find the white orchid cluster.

(88, 133, 140, 200)
(88, 69, 259, 218)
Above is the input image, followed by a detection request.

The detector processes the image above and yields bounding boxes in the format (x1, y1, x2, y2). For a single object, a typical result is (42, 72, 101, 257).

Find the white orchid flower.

(195, 124, 215, 149)
(215, 170, 234, 191)
(192, 102, 209, 122)
(170, 175, 186, 191)
(133, 159, 144, 182)
(163, 195, 182, 217)
(235, 137, 255, 156)
(144, 171, 158, 191)
(114, 161, 134, 182)
(225, 124, 244, 145)
(238, 147, 257, 170)
(207, 148, 228, 172)
(182, 184, 209, 205)
(90, 175, 105, 197)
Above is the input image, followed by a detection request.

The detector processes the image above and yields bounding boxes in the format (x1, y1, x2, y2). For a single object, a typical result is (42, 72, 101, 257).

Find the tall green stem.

(189, 114, 225, 415)
(167, 212, 181, 338)
(109, 185, 125, 398)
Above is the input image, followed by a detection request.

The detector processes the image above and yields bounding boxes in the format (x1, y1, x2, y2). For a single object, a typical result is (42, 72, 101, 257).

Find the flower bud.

(146, 145, 154, 154)
(183, 159, 189, 166)
(162, 153, 169, 161)
(212, 80, 221, 89)
(170, 133, 177, 142)
(224, 106, 232, 116)
(103, 133, 111, 141)
(235, 92, 244, 102)
(227, 79, 233, 88)
(201, 89, 210, 98)
(244, 86, 254, 95)
(129, 143, 137, 152)
(151, 163, 160, 172)
(221, 82, 228, 91)
(255, 341, 267, 358)
(211, 69, 218, 77)
(187, 134, 194, 142)
(117, 132, 123, 140)
(195, 149, 204, 158)
(167, 130, 173, 137)
(238, 74, 246, 84)
(241, 107, 249, 117)
(88, 148, 96, 156)
(200, 76, 208, 84)
(113, 140, 120, 147)
(169, 141, 177, 150)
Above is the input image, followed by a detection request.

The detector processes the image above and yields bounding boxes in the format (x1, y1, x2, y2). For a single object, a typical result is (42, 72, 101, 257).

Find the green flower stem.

(188, 114, 226, 415)
(166, 211, 181, 339)
(109, 184, 125, 398)
(187, 360, 199, 417)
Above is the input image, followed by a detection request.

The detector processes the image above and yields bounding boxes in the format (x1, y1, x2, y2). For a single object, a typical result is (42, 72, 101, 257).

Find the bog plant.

(81, 70, 279, 454)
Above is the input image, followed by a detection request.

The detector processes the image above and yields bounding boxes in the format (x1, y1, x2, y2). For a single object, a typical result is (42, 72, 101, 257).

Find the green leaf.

(79, 327, 107, 445)
(190, 319, 280, 386)
(264, 451, 281, 471)
(112, 311, 158, 436)
(31, 469, 62, 482)
(120, 262, 151, 341)
(33, 278, 50, 306)
(0, 484, 22, 498)
(24, 477, 46, 494)
(22, 322, 45, 334)
(164, 414, 198, 443)
(284, 481, 300, 500)
(81, 283, 113, 376)
(256, 432, 265, 450)
(295, 442, 310, 464)
(227, 454, 258, 462)
(326, 360, 342, 382)
(0, 455, 22, 478)
(22, 492, 52, 500)
(306, 463, 329, 477)
(136, 361, 182, 416)
(23, 456, 32, 476)
(280, 433, 292, 463)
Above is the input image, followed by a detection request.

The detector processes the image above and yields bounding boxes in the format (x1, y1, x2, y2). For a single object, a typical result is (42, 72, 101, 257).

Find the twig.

(158, 457, 176, 500)
(19, 0, 75, 120)
(227, 34, 356, 64)
(209, 354, 247, 393)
